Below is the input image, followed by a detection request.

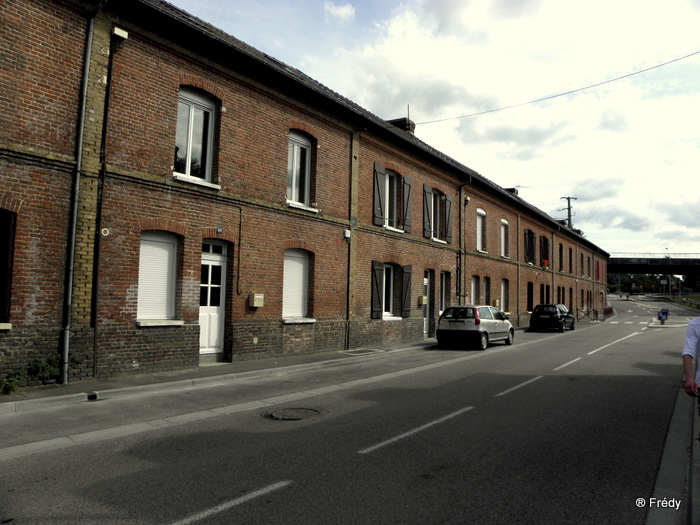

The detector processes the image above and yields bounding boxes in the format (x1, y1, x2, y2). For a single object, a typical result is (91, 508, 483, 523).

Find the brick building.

(0, 0, 609, 383)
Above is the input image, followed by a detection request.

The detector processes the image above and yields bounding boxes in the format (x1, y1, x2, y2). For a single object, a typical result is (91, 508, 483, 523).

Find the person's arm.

(684, 354, 698, 396)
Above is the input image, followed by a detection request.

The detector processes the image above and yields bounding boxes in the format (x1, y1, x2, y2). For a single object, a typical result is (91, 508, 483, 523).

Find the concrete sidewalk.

(0, 340, 435, 414)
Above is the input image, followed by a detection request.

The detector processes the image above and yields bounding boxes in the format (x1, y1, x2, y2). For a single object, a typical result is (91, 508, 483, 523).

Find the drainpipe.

(457, 180, 471, 304)
(62, 2, 107, 384)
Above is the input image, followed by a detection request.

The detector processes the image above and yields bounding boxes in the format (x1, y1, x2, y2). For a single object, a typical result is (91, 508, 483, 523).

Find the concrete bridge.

(608, 253, 700, 274)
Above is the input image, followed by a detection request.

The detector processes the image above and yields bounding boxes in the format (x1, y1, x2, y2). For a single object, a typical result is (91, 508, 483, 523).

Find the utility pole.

(560, 196, 577, 228)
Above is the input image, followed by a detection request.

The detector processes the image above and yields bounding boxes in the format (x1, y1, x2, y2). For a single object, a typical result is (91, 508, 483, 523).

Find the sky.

(167, 0, 700, 256)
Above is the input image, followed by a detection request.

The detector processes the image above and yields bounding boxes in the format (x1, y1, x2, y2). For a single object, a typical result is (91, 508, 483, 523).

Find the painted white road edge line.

(553, 358, 582, 371)
(494, 375, 544, 397)
(358, 406, 475, 455)
(587, 332, 642, 355)
(168, 480, 293, 525)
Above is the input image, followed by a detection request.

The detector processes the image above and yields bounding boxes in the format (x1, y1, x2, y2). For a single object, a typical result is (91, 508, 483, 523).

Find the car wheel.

(559, 322, 565, 332)
(478, 332, 488, 350)
(570, 322, 575, 331)
(505, 329, 514, 345)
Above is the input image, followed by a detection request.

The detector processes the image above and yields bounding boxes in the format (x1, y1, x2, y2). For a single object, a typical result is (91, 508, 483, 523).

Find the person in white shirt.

(682, 317, 700, 396)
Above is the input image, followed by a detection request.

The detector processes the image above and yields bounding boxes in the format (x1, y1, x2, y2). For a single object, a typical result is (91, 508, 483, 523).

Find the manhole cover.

(266, 408, 320, 421)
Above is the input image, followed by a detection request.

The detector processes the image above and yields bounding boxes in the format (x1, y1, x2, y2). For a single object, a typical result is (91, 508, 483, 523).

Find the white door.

(200, 242, 226, 354)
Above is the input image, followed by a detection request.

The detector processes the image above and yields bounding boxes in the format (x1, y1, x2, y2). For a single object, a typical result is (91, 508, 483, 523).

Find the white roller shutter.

(283, 249, 308, 318)
(137, 232, 177, 320)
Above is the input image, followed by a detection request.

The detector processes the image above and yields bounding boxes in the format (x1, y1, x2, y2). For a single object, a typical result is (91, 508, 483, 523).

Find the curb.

(0, 344, 426, 414)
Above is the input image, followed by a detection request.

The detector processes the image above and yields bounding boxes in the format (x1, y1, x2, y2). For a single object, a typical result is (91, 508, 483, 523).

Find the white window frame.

(501, 279, 509, 312)
(476, 208, 486, 252)
(384, 170, 398, 229)
(500, 219, 509, 258)
(287, 132, 312, 207)
(431, 193, 441, 240)
(137, 232, 181, 325)
(382, 264, 395, 318)
(283, 249, 312, 321)
(471, 275, 480, 305)
(439, 271, 448, 315)
(174, 88, 217, 187)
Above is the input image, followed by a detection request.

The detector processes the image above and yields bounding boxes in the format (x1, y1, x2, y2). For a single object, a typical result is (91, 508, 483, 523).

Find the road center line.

(168, 480, 293, 525)
(553, 357, 582, 371)
(494, 375, 544, 397)
(358, 406, 474, 455)
(587, 332, 642, 355)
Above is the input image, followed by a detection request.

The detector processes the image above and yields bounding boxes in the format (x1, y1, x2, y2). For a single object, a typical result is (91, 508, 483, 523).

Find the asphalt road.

(0, 297, 693, 524)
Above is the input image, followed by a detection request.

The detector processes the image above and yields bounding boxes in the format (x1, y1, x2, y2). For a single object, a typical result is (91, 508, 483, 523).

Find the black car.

(528, 304, 575, 332)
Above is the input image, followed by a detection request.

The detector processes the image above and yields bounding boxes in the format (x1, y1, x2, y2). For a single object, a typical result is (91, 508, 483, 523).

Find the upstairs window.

(524, 229, 536, 264)
(287, 131, 314, 207)
(540, 235, 550, 268)
(476, 209, 487, 252)
(174, 88, 216, 183)
(558, 244, 564, 271)
(373, 162, 412, 232)
(423, 184, 452, 243)
(500, 219, 509, 258)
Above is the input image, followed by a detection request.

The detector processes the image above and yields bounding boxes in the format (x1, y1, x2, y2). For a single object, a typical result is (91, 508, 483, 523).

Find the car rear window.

(441, 307, 475, 319)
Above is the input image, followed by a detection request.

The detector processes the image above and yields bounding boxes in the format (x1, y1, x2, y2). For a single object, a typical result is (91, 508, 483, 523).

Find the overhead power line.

(416, 49, 700, 125)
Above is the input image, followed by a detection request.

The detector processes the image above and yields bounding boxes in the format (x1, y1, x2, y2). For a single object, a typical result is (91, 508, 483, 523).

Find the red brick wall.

(0, 0, 85, 156)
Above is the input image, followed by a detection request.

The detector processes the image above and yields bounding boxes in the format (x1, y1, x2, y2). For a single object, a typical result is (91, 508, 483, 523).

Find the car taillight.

(474, 309, 481, 325)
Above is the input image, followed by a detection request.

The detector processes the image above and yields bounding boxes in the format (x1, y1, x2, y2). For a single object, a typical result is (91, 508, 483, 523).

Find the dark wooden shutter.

(401, 265, 412, 318)
(402, 176, 412, 233)
(373, 162, 386, 227)
(423, 184, 432, 238)
(0, 209, 15, 323)
(371, 260, 383, 319)
(444, 194, 453, 243)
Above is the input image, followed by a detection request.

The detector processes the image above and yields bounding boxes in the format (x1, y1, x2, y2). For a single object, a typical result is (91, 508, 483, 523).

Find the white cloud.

(324, 2, 356, 25)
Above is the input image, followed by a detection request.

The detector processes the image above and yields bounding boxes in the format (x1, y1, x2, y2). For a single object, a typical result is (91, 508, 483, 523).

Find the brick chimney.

(387, 117, 416, 135)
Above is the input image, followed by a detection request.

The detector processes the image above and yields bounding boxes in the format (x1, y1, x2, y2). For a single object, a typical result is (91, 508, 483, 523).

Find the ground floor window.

(471, 275, 480, 304)
(371, 261, 412, 319)
(283, 249, 310, 318)
(0, 208, 16, 323)
(500, 279, 509, 312)
(439, 271, 450, 314)
(137, 231, 178, 320)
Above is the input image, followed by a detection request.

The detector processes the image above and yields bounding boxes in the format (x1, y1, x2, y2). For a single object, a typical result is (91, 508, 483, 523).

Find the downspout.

(345, 130, 361, 350)
(457, 179, 471, 304)
(93, 18, 125, 377)
(62, 2, 107, 384)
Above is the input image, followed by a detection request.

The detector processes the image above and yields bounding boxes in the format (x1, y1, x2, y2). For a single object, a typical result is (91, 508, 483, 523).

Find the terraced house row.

(0, 0, 609, 382)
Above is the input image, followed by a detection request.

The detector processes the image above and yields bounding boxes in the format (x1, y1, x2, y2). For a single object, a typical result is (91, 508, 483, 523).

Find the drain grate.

(266, 408, 320, 421)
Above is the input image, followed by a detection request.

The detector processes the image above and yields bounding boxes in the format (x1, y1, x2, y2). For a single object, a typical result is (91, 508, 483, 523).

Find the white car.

(436, 305, 515, 350)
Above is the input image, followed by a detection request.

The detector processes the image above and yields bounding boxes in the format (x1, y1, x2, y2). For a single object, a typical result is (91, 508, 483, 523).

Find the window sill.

(286, 200, 319, 213)
(137, 319, 185, 327)
(282, 317, 317, 325)
(382, 314, 402, 321)
(173, 174, 221, 190)
(0, 323, 11, 330)
(431, 237, 447, 245)
(501, 255, 510, 260)
(384, 225, 404, 234)
(477, 249, 488, 254)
